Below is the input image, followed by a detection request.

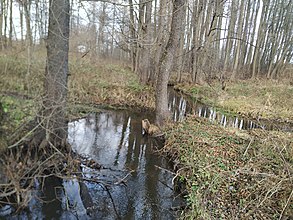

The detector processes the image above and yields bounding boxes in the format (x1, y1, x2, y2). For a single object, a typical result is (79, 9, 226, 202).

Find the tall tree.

(0, 0, 3, 49)
(128, 0, 136, 71)
(8, 0, 13, 47)
(18, 0, 33, 78)
(139, 0, 153, 84)
(38, 0, 70, 146)
(18, 2, 24, 45)
(232, 0, 245, 79)
(155, 0, 186, 126)
(97, 3, 107, 56)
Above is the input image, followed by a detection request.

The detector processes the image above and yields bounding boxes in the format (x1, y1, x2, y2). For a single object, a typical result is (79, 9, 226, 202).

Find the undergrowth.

(165, 116, 293, 219)
(0, 51, 155, 151)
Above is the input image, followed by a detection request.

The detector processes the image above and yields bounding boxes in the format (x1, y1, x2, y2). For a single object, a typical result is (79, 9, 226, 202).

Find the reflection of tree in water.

(114, 116, 130, 166)
(1, 110, 180, 219)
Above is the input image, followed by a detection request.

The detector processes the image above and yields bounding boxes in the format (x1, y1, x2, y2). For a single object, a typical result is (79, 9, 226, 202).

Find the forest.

(0, 0, 292, 219)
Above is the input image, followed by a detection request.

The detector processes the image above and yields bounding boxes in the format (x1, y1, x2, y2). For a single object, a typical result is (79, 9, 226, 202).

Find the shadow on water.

(168, 87, 293, 132)
(0, 110, 183, 220)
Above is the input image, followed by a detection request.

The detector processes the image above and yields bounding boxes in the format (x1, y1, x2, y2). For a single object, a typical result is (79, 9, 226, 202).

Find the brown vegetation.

(164, 116, 293, 219)
(174, 79, 293, 123)
(142, 119, 162, 136)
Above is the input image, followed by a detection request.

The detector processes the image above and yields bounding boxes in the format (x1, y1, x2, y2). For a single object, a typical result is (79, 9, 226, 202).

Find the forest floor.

(167, 79, 293, 219)
(164, 116, 292, 219)
(1, 52, 292, 219)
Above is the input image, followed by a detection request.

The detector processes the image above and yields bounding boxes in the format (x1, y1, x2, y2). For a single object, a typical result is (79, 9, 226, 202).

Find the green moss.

(0, 96, 34, 128)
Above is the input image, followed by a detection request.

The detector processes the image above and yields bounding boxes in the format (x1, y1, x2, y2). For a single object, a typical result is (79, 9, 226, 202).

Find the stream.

(0, 110, 183, 220)
(1, 88, 292, 219)
(168, 88, 293, 132)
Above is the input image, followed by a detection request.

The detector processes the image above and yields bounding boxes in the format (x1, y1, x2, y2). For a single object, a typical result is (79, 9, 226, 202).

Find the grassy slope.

(68, 58, 155, 109)
(175, 80, 293, 122)
(165, 116, 293, 219)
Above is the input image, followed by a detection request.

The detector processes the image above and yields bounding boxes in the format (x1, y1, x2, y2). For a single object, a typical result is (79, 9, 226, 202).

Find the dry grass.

(0, 49, 155, 152)
(0, 48, 155, 110)
(68, 58, 155, 110)
(164, 116, 293, 219)
(175, 79, 293, 122)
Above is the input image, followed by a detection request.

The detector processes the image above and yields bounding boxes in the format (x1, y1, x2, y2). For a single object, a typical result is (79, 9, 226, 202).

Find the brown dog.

(142, 119, 162, 136)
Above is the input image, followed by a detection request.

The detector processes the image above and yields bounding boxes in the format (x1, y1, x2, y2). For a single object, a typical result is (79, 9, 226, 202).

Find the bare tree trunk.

(38, 0, 70, 146)
(19, 2, 24, 46)
(3, 0, 8, 48)
(153, 0, 167, 81)
(223, 0, 237, 73)
(191, 0, 204, 82)
(8, 0, 13, 47)
(90, 2, 97, 59)
(215, 0, 224, 62)
(245, 0, 260, 71)
(128, 0, 136, 71)
(97, 3, 106, 57)
(252, 0, 269, 78)
(177, 10, 187, 83)
(110, 4, 116, 57)
(134, 0, 144, 74)
(156, 0, 186, 126)
(140, 0, 153, 84)
(21, 1, 33, 90)
(240, 0, 251, 68)
(232, 0, 245, 79)
(0, 0, 3, 50)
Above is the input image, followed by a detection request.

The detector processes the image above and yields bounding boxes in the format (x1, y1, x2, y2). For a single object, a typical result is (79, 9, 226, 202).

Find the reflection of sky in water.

(67, 111, 180, 219)
(68, 112, 131, 169)
(1, 110, 182, 219)
(167, 88, 293, 132)
(68, 113, 97, 156)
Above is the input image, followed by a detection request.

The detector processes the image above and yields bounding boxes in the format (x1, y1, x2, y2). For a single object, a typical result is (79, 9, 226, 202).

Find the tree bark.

(140, 0, 153, 84)
(8, 0, 13, 47)
(0, 0, 3, 50)
(97, 3, 106, 57)
(155, 0, 186, 126)
(18, 2, 24, 45)
(128, 0, 136, 71)
(232, 0, 245, 79)
(223, 0, 237, 73)
(38, 0, 70, 147)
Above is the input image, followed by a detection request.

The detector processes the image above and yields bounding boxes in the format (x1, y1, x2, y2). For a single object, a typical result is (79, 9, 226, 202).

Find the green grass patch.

(0, 95, 36, 151)
(0, 96, 34, 128)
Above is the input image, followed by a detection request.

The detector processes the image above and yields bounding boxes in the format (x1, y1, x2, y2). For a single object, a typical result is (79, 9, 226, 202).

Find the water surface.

(0, 111, 183, 220)
(168, 88, 293, 132)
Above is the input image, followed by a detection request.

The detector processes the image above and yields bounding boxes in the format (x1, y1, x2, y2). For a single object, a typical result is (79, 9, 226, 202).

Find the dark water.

(168, 88, 293, 132)
(1, 88, 291, 219)
(0, 111, 183, 220)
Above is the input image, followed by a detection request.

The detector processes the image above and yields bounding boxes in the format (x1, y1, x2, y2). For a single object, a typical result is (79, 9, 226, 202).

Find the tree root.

(0, 126, 102, 211)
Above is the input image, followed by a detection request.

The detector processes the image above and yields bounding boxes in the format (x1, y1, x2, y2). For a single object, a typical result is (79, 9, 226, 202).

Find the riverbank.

(1, 54, 293, 218)
(164, 115, 293, 219)
(174, 80, 293, 123)
(0, 52, 155, 151)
